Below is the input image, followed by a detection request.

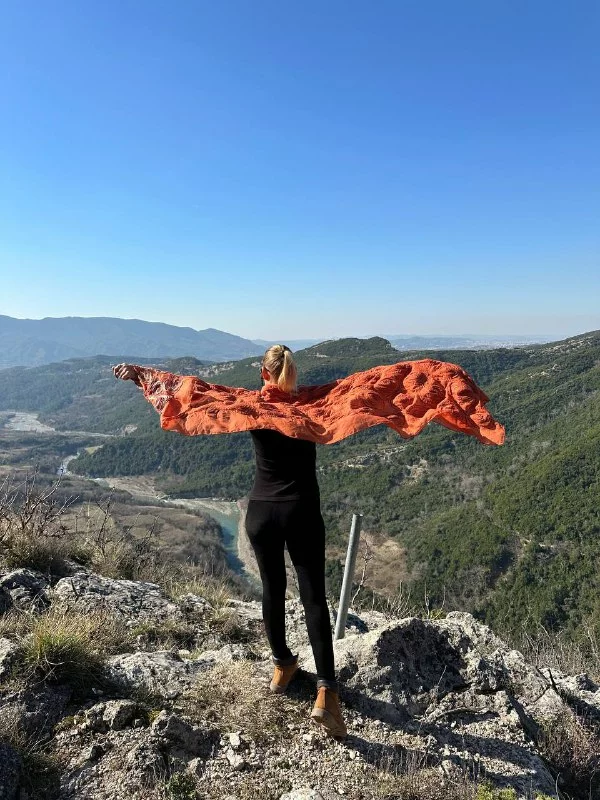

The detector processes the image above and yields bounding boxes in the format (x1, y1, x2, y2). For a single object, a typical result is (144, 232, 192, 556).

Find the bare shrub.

(73, 494, 168, 581)
(538, 709, 600, 797)
(0, 472, 73, 573)
(513, 622, 600, 683)
(368, 582, 418, 620)
(351, 581, 447, 625)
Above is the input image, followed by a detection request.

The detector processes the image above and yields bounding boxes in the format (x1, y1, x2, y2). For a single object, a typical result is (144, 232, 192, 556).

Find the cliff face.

(1, 567, 599, 800)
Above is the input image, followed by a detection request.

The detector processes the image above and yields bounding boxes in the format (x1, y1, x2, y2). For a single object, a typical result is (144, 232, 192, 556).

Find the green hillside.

(2, 332, 599, 644)
(0, 355, 211, 433)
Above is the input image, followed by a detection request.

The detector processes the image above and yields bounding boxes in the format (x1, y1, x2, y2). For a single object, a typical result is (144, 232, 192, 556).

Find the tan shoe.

(269, 656, 299, 693)
(310, 686, 347, 738)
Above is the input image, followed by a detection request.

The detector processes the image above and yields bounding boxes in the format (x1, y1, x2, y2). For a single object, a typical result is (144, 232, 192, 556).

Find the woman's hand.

(112, 363, 141, 385)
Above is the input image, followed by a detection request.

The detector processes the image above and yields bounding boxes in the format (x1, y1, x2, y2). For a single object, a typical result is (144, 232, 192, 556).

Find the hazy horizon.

(0, 311, 588, 344)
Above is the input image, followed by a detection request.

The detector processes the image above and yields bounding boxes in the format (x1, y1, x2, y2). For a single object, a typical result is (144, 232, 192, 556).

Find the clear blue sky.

(1, 1, 598, 339)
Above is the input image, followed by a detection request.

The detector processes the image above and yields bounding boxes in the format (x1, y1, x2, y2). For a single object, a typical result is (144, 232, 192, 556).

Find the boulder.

(177, 593, 213, 616)
(105, 643, 249, 699)
(300, 611, 558, 796)
(0, 637, 19, 680)
(0, 569, 50, 612)
(105, 651, 210, 699)
(53, 572, 181, 624)
(0, 684, 71, 740)
(540, 667, 600, 721)
(82, 700, 140, 732)
(0, 586, 11, 615)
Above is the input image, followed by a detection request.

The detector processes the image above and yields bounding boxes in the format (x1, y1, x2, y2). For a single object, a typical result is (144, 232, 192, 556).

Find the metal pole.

(334, 513, 363, 640)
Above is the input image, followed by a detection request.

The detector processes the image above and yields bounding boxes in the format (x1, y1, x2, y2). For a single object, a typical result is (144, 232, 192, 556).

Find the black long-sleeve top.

(249, 429, 320, 501)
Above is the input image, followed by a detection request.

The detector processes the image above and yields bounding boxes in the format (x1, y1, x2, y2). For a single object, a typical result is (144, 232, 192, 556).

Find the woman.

(113, 346, 347, 738)
(114, 346, 505, 739)
(245, 344, 346, 738)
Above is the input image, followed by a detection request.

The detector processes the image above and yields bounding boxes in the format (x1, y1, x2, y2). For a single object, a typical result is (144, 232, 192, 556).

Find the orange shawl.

(134, 359, 505, 446)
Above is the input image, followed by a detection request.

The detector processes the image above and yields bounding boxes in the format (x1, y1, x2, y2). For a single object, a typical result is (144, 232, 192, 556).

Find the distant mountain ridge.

(0, 314, 556, 369)
(0, 315, 264, 368)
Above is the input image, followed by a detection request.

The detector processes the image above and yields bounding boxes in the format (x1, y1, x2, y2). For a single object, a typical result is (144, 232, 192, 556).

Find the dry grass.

(538, 709, 600, 797)
(163, 572, 239, 610)
(129, 618, 200, 651)
(376, 768, 553, 800)
(203, 605, 254, 643)
(194, 773, 293, 800)
(374, 748, 477, 800)
(0, 608, 36, 639)
(181, 660, 305, 745)
(375, 769, 475, 800)
(17, 606, 129, 690)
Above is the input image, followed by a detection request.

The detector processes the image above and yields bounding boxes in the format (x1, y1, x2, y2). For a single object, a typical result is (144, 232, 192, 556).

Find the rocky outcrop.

(298, 611, 582, 797)
(1, 683, 72, 740)
(55, 706, 219, 800)
(1, 570, 598, 799)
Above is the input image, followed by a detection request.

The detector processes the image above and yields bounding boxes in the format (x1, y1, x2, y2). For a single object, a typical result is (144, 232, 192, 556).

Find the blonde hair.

(262, 344, 298, 393)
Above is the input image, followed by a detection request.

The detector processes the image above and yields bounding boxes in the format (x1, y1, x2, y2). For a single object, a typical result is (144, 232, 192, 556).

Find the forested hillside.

(2, 332, 599, 645)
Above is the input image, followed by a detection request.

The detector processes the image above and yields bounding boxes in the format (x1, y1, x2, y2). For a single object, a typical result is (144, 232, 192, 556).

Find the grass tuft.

(17, 607, 129, 690)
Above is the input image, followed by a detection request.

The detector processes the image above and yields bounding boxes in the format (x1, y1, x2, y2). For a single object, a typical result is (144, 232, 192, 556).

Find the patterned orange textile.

(133, 359, 505, 446)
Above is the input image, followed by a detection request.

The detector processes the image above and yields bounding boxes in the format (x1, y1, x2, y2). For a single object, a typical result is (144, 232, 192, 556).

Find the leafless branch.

(351, 533, 374, 606)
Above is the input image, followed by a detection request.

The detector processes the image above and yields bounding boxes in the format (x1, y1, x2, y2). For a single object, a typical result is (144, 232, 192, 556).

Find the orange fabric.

(134, 359, 505, 446)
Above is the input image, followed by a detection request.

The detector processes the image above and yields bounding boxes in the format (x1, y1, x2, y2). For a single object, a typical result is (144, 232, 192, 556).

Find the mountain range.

(0, 315, 264, 368)
(0, 314, 553, 368)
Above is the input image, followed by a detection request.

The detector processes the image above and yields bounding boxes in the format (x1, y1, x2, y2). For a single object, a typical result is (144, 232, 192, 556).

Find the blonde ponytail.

(262, 344, 298, 394)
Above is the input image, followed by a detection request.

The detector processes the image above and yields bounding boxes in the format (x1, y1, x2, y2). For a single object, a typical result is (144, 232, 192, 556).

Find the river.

(167, 497, 247, 576)
(55, 463, 252, 579)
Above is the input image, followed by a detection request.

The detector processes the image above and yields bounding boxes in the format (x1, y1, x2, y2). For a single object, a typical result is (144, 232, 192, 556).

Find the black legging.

(245, 497, 336, 684)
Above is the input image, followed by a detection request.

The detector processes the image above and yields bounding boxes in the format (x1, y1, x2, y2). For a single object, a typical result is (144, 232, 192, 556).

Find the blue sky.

(1, 1, 598, 340)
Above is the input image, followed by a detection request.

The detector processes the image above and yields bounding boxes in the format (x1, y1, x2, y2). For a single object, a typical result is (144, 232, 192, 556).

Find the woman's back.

(249, 429, 319, 501)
